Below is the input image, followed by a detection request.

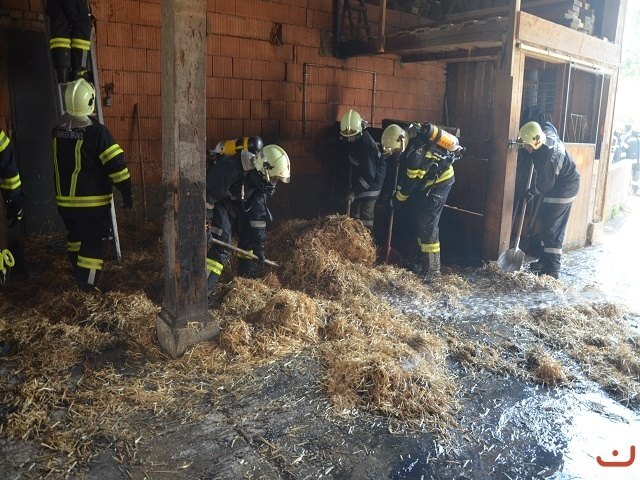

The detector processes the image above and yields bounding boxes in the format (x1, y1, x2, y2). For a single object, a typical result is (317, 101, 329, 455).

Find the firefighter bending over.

(381, 122, 464, 281)
(518, 121, 580, 279)
(52, 79, 132, 292)
(338, 109, 385, 231)
(205, 138, 290, 305)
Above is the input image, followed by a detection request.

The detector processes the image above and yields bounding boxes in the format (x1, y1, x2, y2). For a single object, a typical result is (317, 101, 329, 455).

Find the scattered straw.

(1, 215, 638, 477)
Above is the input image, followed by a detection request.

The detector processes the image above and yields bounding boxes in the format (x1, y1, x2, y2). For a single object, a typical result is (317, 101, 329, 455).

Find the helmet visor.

(340, 131, 362, 142)
(272, 175, 290, 184)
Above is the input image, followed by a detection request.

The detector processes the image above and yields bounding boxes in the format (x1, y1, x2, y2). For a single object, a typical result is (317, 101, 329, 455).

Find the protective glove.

(346, 191, 355, 204)
(260, 180, 277, 196)
(526, 187, 537, 203)
(254, 243, 266, 265)
(5, 192, 24, 227)
(390, 192, 405, 210)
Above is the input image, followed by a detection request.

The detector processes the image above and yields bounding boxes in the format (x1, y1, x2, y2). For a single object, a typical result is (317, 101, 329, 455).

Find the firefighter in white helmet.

(205, 139, 290, 305)
(338, 109, 386, 231)
(381, 122, 464, 281)
(52, 78, 132, 292)
(517, 119, 580, 279)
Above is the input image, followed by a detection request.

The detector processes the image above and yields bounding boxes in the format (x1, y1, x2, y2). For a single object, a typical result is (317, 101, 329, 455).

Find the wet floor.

(391, 194, 640, 480)
(563, 194, 640, 314)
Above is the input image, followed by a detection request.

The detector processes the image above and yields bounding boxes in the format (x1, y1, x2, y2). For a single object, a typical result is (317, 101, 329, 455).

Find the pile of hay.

(268, 215, 378, 298)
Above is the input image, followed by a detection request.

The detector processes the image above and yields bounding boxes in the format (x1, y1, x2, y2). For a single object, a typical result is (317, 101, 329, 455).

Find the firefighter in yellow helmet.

(517, 120, 580, 279)
(1, 129, 25, 287)
(381, 122, 464, 281)
(205, 139, 290, 305)
(45, 0, 93, 83)
(52, 79, 132, 292)
(338, 109, 386, 231)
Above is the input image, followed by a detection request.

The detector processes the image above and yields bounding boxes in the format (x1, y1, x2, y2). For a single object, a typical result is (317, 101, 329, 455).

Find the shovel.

(209, 237, 280, 267)
(497, 160, 535, 272)
(383, 138, 405, 266)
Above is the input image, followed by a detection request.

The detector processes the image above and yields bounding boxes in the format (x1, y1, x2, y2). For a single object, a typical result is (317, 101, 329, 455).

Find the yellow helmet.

(64, 78, 96, 117)
(381, 124, 408, 155)
(339, 109, 364, 140)
(518, 121, 546, 150)
(255, 144, 290, 183)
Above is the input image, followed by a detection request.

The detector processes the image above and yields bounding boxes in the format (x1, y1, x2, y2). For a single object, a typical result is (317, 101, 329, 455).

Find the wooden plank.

(401, 47, 501, 63)
(517, 11, 621, 68)
(386, 19, 508, 53)
(563, 143, 594, 248)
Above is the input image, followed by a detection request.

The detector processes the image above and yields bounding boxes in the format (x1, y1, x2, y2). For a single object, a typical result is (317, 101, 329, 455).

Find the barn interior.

(1, 1, 638, 478)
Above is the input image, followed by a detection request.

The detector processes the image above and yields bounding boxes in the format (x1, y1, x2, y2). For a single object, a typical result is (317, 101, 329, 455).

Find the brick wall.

(1, 0, 446, 219)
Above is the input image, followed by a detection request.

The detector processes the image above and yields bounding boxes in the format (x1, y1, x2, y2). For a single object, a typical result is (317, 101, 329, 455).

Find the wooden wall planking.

(563, 143, 595, 249)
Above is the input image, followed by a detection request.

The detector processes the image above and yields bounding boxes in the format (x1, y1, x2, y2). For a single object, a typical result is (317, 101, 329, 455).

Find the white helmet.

(381, 124, 408, 155)
(64, 78, 96, 117)
(518, 121, 546, 150)
(255, 144, 290, 183)
(339, 109, 364, 140)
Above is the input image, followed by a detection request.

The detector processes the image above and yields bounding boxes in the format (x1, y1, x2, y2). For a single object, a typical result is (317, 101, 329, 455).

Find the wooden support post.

(378, 0, 387, 52)
(482, 0, 525, 261)
(156, 0, 219, 358)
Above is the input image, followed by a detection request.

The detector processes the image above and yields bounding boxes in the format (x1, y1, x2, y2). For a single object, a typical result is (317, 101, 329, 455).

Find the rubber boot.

(417, 252, 440, 284)
(75, 267, 101, 293)
(237, 257, 259, 278)
(56, 66, 71, 84)
(72, 50, 91, 81)
(52, 48, 71, 83)
(207, 272, 220, 308)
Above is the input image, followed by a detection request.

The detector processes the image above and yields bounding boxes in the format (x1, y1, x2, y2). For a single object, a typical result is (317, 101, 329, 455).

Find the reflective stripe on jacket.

(395, 137, 455, 202)
(52, 118, 130, 216)
(0, 130, 23, 201)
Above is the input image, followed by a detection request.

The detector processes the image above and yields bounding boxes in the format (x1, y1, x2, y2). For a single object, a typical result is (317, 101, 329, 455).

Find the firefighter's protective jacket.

(530, 123, 580, 201)
(341, 130, 385, 200)
(0, 130, 22, 203)
(52, 118, 131, 217)
(206, 155, 270, 246)
(394, 134, 455, 203)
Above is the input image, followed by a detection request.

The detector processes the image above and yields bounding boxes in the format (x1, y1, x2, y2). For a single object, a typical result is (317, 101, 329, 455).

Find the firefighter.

(338, 109, 385, 231)
(52, 78, 132, 292)
(381, 122, 464, 281)
(45, 0, 92, 83)
(205, 139, 290, 303)
(518, 121, 580, 279)
(0, 129, 25, 287)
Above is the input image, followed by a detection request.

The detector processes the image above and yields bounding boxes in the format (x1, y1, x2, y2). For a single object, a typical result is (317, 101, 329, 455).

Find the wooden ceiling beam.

(401, 47, 501, 63)
(385, 18, 508, 53)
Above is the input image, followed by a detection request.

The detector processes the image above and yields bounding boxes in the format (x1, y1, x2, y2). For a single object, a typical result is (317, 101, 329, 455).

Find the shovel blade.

(386, 247, 403, 267)
(377, 246, 403, 266)
(497, 248, 525, 272)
